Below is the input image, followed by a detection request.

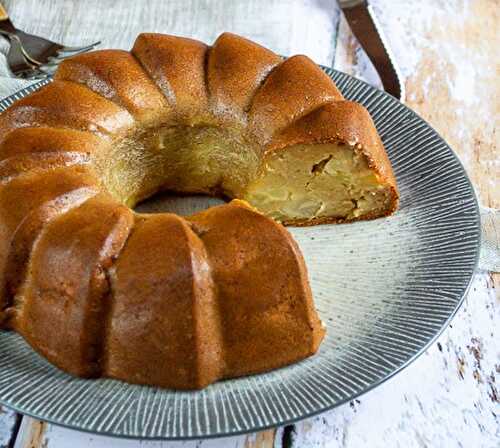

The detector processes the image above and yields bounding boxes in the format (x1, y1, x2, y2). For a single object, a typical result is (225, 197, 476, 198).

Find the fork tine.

(59, 41, 101, 54)
(46, 56, 64, 65)
(39, 59, 59, 67)
(19, 66, 50, 80)
(49, 43, 100, 63)
(27, 72, 50, 80)
(36, 64, 58, 75)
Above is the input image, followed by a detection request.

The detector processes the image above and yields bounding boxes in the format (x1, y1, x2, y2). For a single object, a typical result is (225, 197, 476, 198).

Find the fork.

(0, 2, 100, 78)
(3, 33, 43, 78)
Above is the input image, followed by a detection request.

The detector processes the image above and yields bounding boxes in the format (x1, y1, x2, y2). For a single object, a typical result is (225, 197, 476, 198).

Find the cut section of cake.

(243, 101, 398, 224)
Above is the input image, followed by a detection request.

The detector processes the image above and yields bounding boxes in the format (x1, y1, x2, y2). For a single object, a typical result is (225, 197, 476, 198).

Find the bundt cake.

(0, 32, 398, 389)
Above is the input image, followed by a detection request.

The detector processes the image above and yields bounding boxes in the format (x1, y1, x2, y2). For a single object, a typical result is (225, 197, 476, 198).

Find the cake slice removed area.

(243, 101, 398, 224)
(243, 142, 396, 224)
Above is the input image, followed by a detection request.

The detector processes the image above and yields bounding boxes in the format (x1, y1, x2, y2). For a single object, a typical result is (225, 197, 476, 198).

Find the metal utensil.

(0, 2, 100, 78)
(338, 0, 404, 100)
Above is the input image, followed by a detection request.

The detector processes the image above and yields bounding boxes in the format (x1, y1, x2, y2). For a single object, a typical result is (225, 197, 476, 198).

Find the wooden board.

(0, 0, 498, 446)
(0, 406, 19, 448)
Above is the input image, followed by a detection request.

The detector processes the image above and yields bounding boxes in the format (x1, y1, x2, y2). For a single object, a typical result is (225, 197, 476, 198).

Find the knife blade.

(338, 0, 404, 100)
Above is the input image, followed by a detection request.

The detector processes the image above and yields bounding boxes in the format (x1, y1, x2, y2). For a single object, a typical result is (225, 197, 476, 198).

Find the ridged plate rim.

(0, 67, 481, 440)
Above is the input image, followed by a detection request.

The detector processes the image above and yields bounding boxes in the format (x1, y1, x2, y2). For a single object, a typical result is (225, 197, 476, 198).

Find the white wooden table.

(0, 1, 498, 447)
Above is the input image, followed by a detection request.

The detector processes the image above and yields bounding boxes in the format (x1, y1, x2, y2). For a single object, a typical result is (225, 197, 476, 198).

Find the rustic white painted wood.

(0, 0, 497, 447)
(0, 406, 18, 448)
(14, 417, 272, 448)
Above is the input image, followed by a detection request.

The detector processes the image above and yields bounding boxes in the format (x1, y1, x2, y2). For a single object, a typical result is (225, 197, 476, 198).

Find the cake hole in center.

(134, 191, 227, 216)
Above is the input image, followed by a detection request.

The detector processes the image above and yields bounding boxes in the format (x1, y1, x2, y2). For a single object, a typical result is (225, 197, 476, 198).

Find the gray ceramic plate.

(0, 68, 480, 440)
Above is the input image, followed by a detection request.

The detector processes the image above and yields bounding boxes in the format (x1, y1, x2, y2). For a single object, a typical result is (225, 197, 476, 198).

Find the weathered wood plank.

(381, 0, 497, 209)
(0, 0, 341, 97)
(2, 1, 498, 447)
(14, 417, 275, 448)
(289, 273, 499, 447)
(13, 418, 45, 448)
(1, 0, 339, 63)
(0, 407, 20, 448)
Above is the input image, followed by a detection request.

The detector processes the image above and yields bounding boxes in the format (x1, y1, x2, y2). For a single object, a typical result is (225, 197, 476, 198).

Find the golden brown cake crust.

(189, 201, 325, 377)
(0, 151, 91, 185)
(132, 34, 209, 122)
(0, 127, 106, 162)
(0, 81, 135, 140)
(105, 213, 224, 389)
(248, 55, 343, 143)
(15, 194, 133, 377)
(2, 188, 97, 320)
(207, 33, 282, 121)
(0, 166, 99, 326)
(55, 50, 172, 127)
(0, 32, 400, 389)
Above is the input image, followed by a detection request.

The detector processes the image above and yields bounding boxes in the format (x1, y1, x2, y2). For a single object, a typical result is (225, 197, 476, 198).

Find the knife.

(338, 0, 404, 101)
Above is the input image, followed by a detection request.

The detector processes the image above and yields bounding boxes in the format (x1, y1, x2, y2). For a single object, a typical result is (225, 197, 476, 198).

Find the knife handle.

(0, 3, 17, 35)
(338, 0, 367, 7)
(0, 3, 8, 21)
